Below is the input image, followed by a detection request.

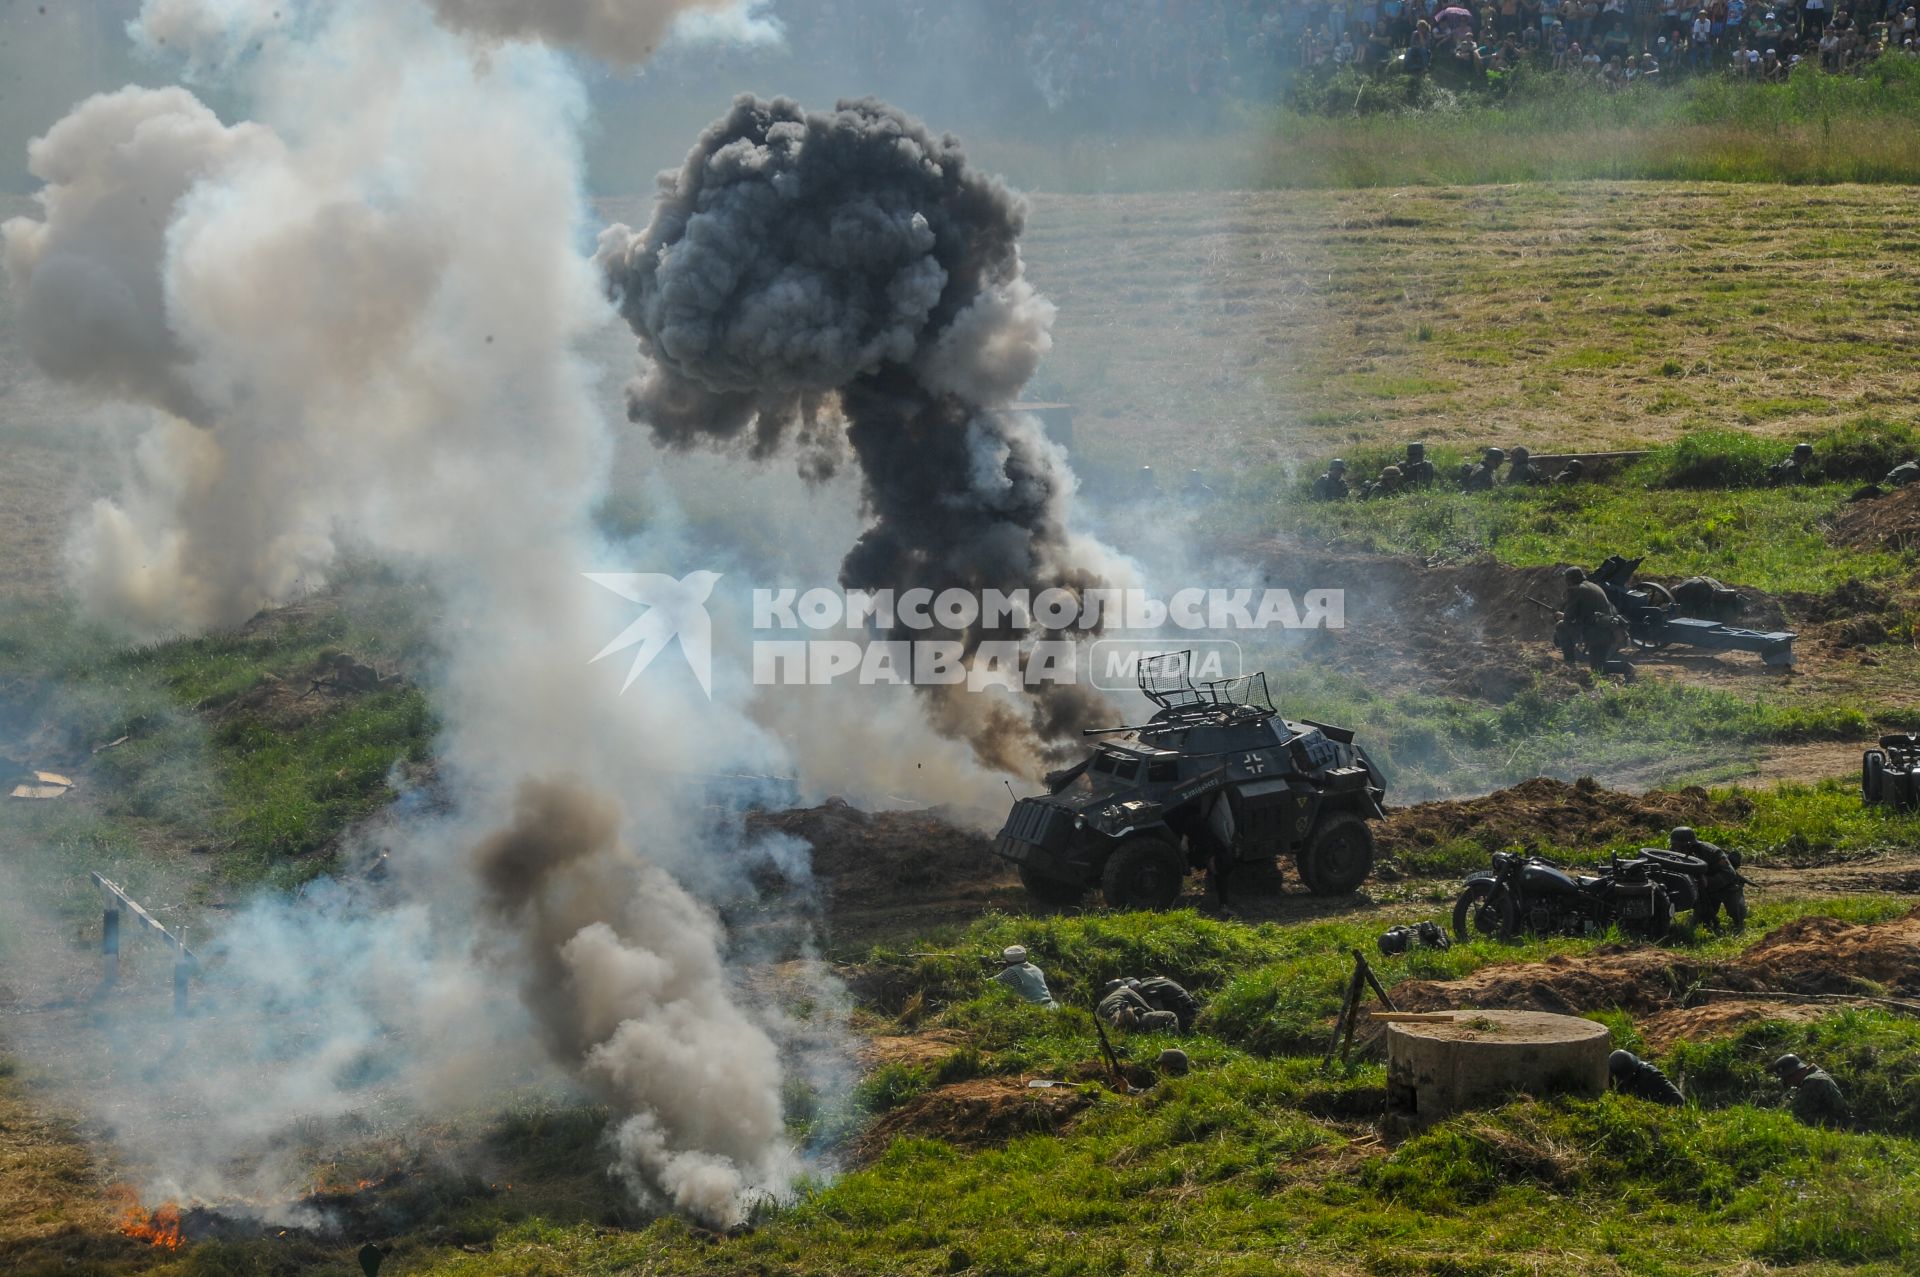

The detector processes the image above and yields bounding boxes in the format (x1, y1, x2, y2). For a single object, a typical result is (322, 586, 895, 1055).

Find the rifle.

(1092, 1013, 1131, 1093)
(1525, 595, 1563, 617)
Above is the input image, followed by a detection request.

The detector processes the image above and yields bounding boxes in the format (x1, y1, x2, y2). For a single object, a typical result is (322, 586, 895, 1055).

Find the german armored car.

(992, 651, 1387, 910)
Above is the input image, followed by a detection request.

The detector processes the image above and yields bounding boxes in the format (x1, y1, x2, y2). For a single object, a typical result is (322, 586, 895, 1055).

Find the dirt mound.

(1394, 948, 1699, 1017)
(857, 1031, 971, 1071)
(1392, 908, 1920, 1022)
(1245, 541, 1573, 702)
(1636, 1001, 1829, 1053)
(851, 1079, 1093, 1161)
(1378, 776, 1750, 858)
(1717, 910, 1920, 998)
(1829, 482, 1920, 553)
(745, 802, 1002, 911)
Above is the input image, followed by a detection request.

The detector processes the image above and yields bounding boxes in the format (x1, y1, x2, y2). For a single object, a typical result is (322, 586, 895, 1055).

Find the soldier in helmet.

(1361, 464, 1406, 500)
(1669, 827, 1747, 932)
(1157, 1048, 1191, 1077)
(1773, 1054, 1848, 1127)
(1557, 566, 1626, 671)
(1097, 978, 1182, 1034)
(1311, 459, 1350, 501)
(1768, 443, 1815, 486)
(1553, 458, 1586, 486)
(1401, 442, 1437, 487)
(1506, 446, 1544, 486)
(1463, 447, 1506, 492)
(991, 945, 1058, 1009)
(1609, 1049, 1684, 1106)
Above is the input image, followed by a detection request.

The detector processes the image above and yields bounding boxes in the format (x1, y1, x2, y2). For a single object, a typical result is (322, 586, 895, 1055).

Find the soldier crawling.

(1609, 1049, 1684, 1106)
(1311, 458, 1350, 501)
(1669, 826, 1748, 932)
(1773, 1054, 1848, 1127)
(1096, 976, 1200, 1035)
(1556, 567, 1627, 673)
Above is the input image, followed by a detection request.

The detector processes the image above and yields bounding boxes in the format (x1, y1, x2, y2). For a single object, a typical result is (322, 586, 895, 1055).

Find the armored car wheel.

(1019, 861, 1089, 907)
(1101, 836, 1187, 911)
(1863, 750, 1887, 805)
(1297, 811, 1376, 896)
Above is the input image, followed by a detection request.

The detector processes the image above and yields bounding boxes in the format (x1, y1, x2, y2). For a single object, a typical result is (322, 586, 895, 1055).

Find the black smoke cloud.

(597, 95, 1120, 773)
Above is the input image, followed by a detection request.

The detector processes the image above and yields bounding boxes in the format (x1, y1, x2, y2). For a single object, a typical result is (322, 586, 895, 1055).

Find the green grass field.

(8, 120, 1920, 1275)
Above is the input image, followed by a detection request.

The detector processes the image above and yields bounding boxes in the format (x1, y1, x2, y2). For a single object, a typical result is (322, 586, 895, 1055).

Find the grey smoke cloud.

(473, 781, 793, 1221)
(1, 86, 272, 421)
(599, 95, 1127, 774)
(427, 0, 779, 64)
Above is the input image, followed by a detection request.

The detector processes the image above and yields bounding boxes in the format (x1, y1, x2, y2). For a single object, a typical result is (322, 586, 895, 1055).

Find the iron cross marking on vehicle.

(1241, 753, 1267, 774)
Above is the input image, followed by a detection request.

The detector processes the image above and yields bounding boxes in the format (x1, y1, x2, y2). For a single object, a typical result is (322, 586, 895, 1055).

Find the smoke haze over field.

(0, 0, 842, 1228)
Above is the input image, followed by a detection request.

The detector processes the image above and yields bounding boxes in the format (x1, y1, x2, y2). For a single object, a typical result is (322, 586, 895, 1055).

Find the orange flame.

(108, 1186, 182, 1250)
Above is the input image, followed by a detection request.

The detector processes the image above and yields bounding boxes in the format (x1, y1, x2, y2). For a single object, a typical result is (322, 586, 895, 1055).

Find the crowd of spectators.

(765, 0, 1920, 112)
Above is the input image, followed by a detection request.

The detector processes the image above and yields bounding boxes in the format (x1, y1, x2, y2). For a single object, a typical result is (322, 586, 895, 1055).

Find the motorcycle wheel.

(1863, 750, 1887, 805)
(1452, 880, 1518, 943)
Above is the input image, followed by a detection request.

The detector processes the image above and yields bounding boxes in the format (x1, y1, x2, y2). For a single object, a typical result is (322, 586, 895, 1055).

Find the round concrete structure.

(1386, 1010, 1610, 1122)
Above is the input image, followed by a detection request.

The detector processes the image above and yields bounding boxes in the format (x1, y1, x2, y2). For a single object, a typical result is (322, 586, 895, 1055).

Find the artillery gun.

(991, 651, 1386, 910)
(1536, 555, 1796, 667)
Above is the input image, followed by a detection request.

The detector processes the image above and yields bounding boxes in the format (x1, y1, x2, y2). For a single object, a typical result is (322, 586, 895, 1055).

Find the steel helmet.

(1609, 1049, 1637, 1076)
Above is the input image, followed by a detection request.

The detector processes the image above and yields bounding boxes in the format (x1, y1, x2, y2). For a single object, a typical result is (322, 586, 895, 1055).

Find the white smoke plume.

(3, 0, 813, 1228)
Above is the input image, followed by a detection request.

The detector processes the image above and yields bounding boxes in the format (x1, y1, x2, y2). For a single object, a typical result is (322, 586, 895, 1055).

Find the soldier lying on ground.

(1609, 1050, 1684, 1106)
(992, 945, 1058, 1009)
(1097, 976, 1200, 1034)
(1773, 1053, 1848, 1126)
(1669, 576, 1747, 622)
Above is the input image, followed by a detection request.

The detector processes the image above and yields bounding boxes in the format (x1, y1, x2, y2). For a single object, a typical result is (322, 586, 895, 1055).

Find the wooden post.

(102, 908, 121, 985)
(1354, 949, 1398, 1013)
(1323, 953, 1366, 1068)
